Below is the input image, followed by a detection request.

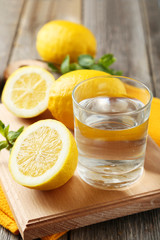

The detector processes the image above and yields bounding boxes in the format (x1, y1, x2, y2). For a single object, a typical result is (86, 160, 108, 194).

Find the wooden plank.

(139, 0, 160, 97)
(137, 1, 160, 237)
(0, 226, 21, 240)
(71, 209, 160, 240)
(48, 0, 82, 23)
(9, 0, 82, 62)
(83, 0, 153, 90)
(0, 104, 160, 240)
(0, 0, 24, 91)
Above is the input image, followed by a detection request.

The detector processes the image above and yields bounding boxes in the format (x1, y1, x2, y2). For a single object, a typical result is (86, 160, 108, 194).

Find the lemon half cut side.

(9, 120, 78, 190)
(2, 66, 55, 118)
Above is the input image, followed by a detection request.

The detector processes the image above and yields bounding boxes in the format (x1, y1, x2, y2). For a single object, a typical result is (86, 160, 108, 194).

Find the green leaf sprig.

(48, 53, 122, 75)
(0, 120, 24, 152)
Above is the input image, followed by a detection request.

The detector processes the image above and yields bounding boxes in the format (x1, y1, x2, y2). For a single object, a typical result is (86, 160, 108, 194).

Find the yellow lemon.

(9, 120, 78, 190)
(36, 20, 96, 64)
(2, 66, 55, 118)
(148, 97, 160, 146)
(48, 70, 126, 129)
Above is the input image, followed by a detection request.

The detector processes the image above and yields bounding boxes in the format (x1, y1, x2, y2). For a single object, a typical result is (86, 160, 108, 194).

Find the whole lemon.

(48, 70, 126, 130)
(36, 20, 96, 64)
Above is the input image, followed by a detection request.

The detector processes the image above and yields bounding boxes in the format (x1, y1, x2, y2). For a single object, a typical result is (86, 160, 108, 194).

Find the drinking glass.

(72, 76, 152, 189)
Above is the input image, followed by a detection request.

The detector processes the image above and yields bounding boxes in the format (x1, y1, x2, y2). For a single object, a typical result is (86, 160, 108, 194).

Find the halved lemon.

(2, 66, 55, 118)
(9, 120, 78, 190)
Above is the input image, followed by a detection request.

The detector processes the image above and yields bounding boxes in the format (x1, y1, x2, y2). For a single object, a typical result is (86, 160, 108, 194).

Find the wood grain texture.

(0, 0, 24, 92)
(83, 0, 152, 90)
(0, 226, 21, 240)
(71, 209, 160, 240)
(140, 0, 160, 97)
(9, 0, 82, 62)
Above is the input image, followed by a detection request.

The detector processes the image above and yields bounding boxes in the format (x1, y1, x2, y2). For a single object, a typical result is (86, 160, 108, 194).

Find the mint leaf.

(60, 55, 70, 74)
(45, 53, 123, 76)
(0, 120, 5, 129)
(78, 54, 95, 68)
(0, 121, 24, 152)
(90, 63, 107, 72)
(69, 63, 82, 71)
(104, 68, 123, 75)
(0, 141, 8, 151)
(4, 125, 9, 137)
(7, 131, 16, 144)
(8, 126, 24, 144)
(99, 54, 116, 68)
(0, 120, 5, 137)
(48, 62, 59, 73)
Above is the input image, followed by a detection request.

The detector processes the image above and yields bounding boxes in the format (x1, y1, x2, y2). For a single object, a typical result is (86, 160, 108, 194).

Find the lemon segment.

(2, 66, 55, 118)
(17, 126, 62, 177)
(9, 120, 78, 190)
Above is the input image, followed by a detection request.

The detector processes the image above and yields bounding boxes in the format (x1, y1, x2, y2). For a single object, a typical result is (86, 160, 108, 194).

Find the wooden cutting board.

(0, 104, 160, 240)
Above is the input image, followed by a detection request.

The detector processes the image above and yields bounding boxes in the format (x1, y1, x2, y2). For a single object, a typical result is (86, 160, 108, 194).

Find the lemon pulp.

(2, 66, 55, 118)
(17, 126, 62, 177)
(11, 73, 47, 109)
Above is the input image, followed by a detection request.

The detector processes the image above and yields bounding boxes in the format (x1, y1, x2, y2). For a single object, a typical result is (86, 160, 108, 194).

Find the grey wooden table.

(0, 0, 160, 239)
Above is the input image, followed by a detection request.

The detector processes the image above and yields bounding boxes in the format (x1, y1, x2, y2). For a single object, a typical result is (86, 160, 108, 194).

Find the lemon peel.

(36, 20, 96, 64)
(48, 70, 126, 129)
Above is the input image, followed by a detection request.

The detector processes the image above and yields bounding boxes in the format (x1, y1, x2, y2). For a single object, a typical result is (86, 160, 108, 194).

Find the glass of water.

(72, 76, 152, 189)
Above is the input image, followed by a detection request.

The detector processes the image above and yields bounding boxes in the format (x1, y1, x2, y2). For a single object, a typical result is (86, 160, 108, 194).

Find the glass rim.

(72, 75, 153, 116)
